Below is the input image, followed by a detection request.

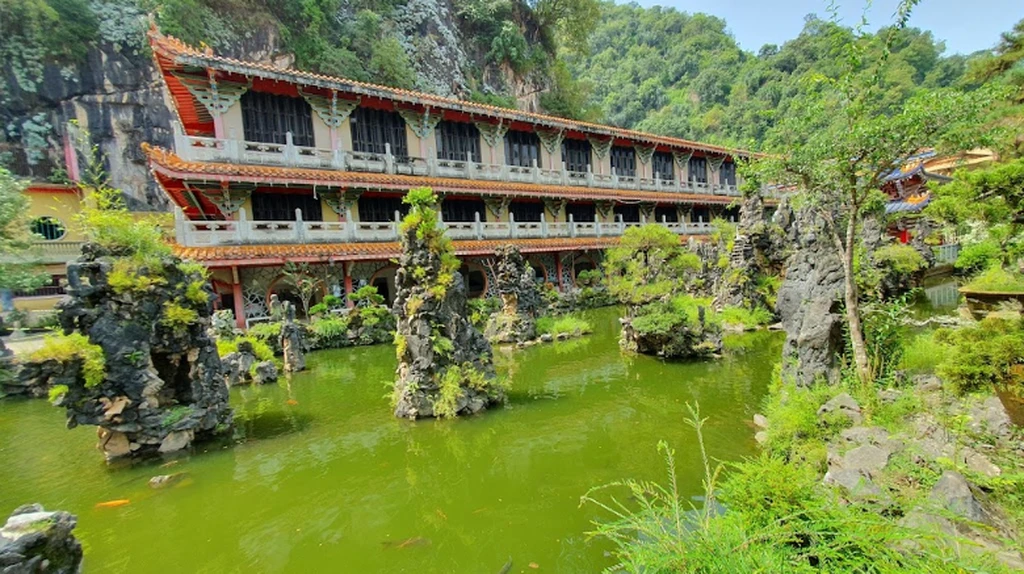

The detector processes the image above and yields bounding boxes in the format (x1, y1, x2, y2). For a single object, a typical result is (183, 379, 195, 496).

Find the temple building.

(131, 29, 767, 327)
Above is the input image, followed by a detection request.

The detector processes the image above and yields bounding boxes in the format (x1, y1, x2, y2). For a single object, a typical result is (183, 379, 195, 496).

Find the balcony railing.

(175, 207, 715, 248)
(173, 128, 746, 198)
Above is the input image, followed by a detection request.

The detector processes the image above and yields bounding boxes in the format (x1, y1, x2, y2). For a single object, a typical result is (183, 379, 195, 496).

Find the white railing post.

(569, 213, 577, 238)
(618, 214, 625, 235)
(393, 210, 401, 241)
(172, 121, 192, 160)
(531, 158, 539, 183)
(596, 215, 602, 238)
(561, 161, 569, 185)
(509, 212, 517, 239)
(294, 208, 305, 242)
(466, 151, 475, 179)
(345, 207, 356, 242)
(612, 167, 619, 187)
(474, 211, 482, 240)
(236, 207, 247, 243)
(331, 149, 344, 170)
(586, 164, 594, 186)
(285, 132, 297, 166)
(428, 155, 437, 177)
(226, 127, 240, 162)
(384, 143, 395, 174)
(540, 212, 548, 238)
(174, 206, 189, 245)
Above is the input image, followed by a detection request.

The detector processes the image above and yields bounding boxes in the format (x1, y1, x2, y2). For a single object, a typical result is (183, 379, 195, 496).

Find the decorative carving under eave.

(588, 135, 613, 160)
(543, 198, 566, 220)
(536, 127, 565, 156)
(707, 155, 726, 174)
(300, 89, 360, 128)
(341, 189, 364, 211)
(200, 186, 251, 217)
(484, 196, 511, 219)
(634, 143, 656, 165)
(320, 191, 345, 216)
(639, 202, 656, 220)
(595, 200, 614, 219)
(474, 119, 510, 148)
(676, 205, 691, 221)
(397, 106, 443, 140)
(672, 150, 694, 172)
(172, 72, 250, 116)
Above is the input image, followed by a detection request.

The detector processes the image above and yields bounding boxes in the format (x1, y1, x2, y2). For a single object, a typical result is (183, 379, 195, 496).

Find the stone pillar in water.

(0, 504, 83, 573)
(484, 245, 541, 343)
(55, 244, 233, 460)
(279, 302, 306, 373)
(391, 189, 505, 419)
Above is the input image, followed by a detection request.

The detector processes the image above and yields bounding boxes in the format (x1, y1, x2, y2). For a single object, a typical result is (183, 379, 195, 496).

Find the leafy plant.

(535, 314, 593, 337)
(161, 301, 199, 334)
(216, 335, 275, 362)
(935, 314, 1024, 394)
(30, 332, 105, 388)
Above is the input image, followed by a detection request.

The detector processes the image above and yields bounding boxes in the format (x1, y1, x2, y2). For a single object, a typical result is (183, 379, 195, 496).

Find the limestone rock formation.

(1, 358, 81, 400)
(392, 194, 504, 419)
(619, 305, 723, 359)
(55, 244, 233, 460)
(221, 340, 278, 386)
(485, 245, 541, 343)
(776, 204, 846, 386)
(277, 303, 306, 373)
(717, 194, 788, 309)
(0, 504, 82, 574)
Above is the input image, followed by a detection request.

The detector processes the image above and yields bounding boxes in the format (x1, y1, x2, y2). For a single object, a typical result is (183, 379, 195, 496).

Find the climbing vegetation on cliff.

(161, 301, 200, 335)
(30, 333, 106, 389)
(433, 362, 497, 419)
(401, 187, 460, 293)
(604, 224, 700, 308)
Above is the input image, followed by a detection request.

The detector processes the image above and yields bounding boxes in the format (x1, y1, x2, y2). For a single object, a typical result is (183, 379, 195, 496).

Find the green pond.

(0, 307, 782, 572)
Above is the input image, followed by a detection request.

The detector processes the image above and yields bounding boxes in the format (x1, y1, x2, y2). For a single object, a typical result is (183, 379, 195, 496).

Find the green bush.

(935, 315, 1024, 394)
(30, 333, 105, 388)
(955, 240, 1003, 274)
(535, 314, 593, 337)
(246, 322, 282, 347)
(216, 335, 275, 363)
(307, 316, 350, 349)
(963, 265, 1024, 293)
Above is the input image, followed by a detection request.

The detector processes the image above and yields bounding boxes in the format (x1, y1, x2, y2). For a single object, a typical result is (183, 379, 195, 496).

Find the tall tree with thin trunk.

(751, 1, 1001, 383)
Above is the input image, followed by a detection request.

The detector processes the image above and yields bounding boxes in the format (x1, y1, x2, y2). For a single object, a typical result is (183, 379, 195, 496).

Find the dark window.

(241, 91, 315, 147)
(689, 157, 708, 184)
(350, 107, 408, 158)
(509, 201, 543, 222)
(653, 151, 674, 181)
(358, 196, 408, 222)
(251, 192, 322, 221)
(692, 206, 711, 223)
(30, 216, 65, 240)
(655, 206, 679, 223)
(372, 277, 391, 303)
(610, 146, 636, 177)
(561, 138, 592, 173)
(504, 130, 540, 168)
(724, 207, 740, 222)
(442, 199, 486, 223)
(721, 161, 737, 186)
(614, 204, 640, 223)
(435, 121, 481, 162)
(565, 203, 595, 223)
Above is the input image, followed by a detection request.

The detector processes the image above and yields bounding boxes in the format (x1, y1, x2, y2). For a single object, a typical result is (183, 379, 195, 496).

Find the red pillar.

(343, 261, 354, 308)
(232, 266, 245, 329)
(554, 251, 564, 292)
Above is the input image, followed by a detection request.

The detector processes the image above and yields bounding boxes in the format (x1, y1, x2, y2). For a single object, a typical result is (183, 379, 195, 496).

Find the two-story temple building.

(144, 28, 768, 327)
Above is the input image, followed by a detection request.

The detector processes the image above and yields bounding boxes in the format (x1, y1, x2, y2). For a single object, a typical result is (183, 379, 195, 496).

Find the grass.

(901, 330, 945, 375)
(719, 305, 774, 329)
(216, 336, 275, 362)
(535, 314, 593, 337)
(963, 265, 1024, 293)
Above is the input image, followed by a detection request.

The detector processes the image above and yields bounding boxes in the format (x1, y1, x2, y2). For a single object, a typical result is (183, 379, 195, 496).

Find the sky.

(626, 0, 1022, 55)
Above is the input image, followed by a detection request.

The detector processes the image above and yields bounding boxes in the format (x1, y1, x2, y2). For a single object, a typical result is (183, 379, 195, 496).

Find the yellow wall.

(26, 191, 84, 242)
(222, 101, 244, 140)
(311, 112, 332, 150)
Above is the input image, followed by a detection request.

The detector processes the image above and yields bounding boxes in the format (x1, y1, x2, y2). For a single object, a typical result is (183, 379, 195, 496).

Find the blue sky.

(624, 0, 1021, 55)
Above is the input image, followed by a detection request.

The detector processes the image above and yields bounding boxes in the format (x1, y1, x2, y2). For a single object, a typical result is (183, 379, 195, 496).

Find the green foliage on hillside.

(565, 2, 992, 147)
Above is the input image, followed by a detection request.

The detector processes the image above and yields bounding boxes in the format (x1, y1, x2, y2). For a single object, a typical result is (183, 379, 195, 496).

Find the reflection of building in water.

(923, 280, 961, 310)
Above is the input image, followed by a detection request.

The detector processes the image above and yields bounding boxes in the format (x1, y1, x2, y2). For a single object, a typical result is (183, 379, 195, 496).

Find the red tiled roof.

(143, 145, 740, 212)
(171, 235, 711, 267)
(148, 27, 758, 160)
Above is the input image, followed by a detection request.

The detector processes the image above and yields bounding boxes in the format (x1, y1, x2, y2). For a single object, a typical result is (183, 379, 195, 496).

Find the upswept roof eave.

(147, 28, 760, 160)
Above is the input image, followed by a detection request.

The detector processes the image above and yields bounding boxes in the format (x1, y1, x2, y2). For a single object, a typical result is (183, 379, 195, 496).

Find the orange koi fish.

(95, 499, 130, 509)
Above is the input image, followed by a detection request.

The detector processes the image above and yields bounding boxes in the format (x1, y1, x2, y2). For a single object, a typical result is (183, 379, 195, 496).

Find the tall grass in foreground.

(580, 404, 1009, 573)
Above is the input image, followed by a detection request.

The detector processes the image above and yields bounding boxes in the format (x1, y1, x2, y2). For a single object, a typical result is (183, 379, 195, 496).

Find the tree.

(604, 224, 699, 313)
(752, 1, 999, 383)
(0, 168, 46, 293)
